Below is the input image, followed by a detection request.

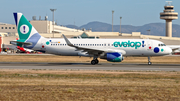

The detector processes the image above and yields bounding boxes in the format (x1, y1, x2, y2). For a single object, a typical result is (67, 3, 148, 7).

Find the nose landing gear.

(148, 56, 152, 65)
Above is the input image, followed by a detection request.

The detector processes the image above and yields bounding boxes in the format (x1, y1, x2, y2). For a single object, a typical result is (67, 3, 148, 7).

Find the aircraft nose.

(165, 47, 172, 54)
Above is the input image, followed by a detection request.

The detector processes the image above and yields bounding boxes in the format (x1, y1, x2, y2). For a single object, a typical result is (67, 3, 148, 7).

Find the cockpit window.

(158, 44, 166, 46)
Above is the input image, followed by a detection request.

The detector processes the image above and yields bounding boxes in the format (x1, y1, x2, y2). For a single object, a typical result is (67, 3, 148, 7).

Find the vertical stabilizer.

(13, 13, 42, 49)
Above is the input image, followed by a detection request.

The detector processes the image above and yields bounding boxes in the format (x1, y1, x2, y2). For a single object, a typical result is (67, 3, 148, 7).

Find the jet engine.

(100, 52, 124, 62)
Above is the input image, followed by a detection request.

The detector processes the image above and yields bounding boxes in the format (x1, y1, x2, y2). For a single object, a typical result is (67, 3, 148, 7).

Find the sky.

(0, 0, 180, 26)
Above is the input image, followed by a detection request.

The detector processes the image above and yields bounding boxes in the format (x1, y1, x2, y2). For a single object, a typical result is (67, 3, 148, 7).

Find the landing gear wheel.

(148, 62, 152, 65)
(91, 60, 96, 65)
(95, 59, 99, 64)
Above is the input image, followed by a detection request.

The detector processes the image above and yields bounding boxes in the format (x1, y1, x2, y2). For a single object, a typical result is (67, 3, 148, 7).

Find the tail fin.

(13, 13, 42, 48)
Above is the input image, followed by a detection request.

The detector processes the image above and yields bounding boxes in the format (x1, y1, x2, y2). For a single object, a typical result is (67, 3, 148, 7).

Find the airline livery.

(11, 13, 172, 65)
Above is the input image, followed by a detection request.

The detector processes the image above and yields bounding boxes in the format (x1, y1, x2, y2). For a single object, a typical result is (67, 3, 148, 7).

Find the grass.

(0, 70, 179, 100)
(0, 55, 179, 100)
(0, 55, 180, 64)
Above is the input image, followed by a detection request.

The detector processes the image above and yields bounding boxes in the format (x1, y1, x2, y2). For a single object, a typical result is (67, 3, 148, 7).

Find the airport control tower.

(160, 1, 178, 37)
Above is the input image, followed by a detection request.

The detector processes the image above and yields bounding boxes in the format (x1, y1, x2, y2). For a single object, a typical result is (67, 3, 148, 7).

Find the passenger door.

(41, 39, 47, 51)
(147, 40, 153, 51)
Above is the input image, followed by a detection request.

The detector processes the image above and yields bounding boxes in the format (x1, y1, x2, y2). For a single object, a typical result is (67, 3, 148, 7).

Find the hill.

(66, 21, 180, 37)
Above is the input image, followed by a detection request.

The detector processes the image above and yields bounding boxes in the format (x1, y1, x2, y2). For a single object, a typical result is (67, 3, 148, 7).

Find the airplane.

(10, 38, 34, 53)
(167, 45, 180, 54)
(16, 46, 34, 53)
(11, 12, 172, 65)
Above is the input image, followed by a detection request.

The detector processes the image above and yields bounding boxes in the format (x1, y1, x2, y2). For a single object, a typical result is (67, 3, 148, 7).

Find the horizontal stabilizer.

(10, 41, 32, 45)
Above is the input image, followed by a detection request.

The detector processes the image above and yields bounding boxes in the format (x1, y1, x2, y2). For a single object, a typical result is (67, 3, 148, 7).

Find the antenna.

(166, 1, 172, 3)
(166, 1, 172, 6)
(74, 18, 75, 29)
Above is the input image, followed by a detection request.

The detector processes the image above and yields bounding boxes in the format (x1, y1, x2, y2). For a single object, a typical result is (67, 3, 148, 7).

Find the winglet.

(62, 34, 74, 46)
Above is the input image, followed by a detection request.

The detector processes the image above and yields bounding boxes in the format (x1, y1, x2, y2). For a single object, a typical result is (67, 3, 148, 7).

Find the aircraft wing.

(167, 45, 180, 53)
(62, 34, 126, 56)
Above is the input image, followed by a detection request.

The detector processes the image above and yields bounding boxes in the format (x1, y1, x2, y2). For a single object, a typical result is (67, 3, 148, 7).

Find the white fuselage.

(32, 38, 172, 57)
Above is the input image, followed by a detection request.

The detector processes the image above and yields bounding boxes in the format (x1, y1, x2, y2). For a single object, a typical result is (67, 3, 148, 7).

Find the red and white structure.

(0, 36, 2, 53)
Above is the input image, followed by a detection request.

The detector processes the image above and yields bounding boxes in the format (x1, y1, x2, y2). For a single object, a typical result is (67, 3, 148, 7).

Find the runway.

(0, 62, 180, 71)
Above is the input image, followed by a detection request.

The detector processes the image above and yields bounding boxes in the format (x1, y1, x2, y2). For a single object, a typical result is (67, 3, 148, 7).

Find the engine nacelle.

(106, 52, 124, 62)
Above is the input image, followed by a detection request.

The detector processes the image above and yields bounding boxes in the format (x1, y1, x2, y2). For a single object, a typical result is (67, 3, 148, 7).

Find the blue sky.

(0, 0, 180, 26)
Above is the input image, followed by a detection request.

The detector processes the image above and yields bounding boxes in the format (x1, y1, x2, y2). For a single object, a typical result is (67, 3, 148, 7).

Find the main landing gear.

(91, 58, 99, 65)
(148, 56, 152, 65)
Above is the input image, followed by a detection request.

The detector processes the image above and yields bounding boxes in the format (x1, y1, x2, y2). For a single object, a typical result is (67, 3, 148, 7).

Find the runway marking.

(0, 62, 180, 71)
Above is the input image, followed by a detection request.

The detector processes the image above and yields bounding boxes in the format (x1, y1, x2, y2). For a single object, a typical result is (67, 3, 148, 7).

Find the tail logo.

(46, 41, 50, 45)
(20, 25, 29, 34)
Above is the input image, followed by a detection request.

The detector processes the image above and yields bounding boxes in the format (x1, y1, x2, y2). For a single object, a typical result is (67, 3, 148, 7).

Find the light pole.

(147, 29, 151, 35)
(112, 10, 114, 32)
(120, 17, 122, 35)
(50, 9, 57, 38)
